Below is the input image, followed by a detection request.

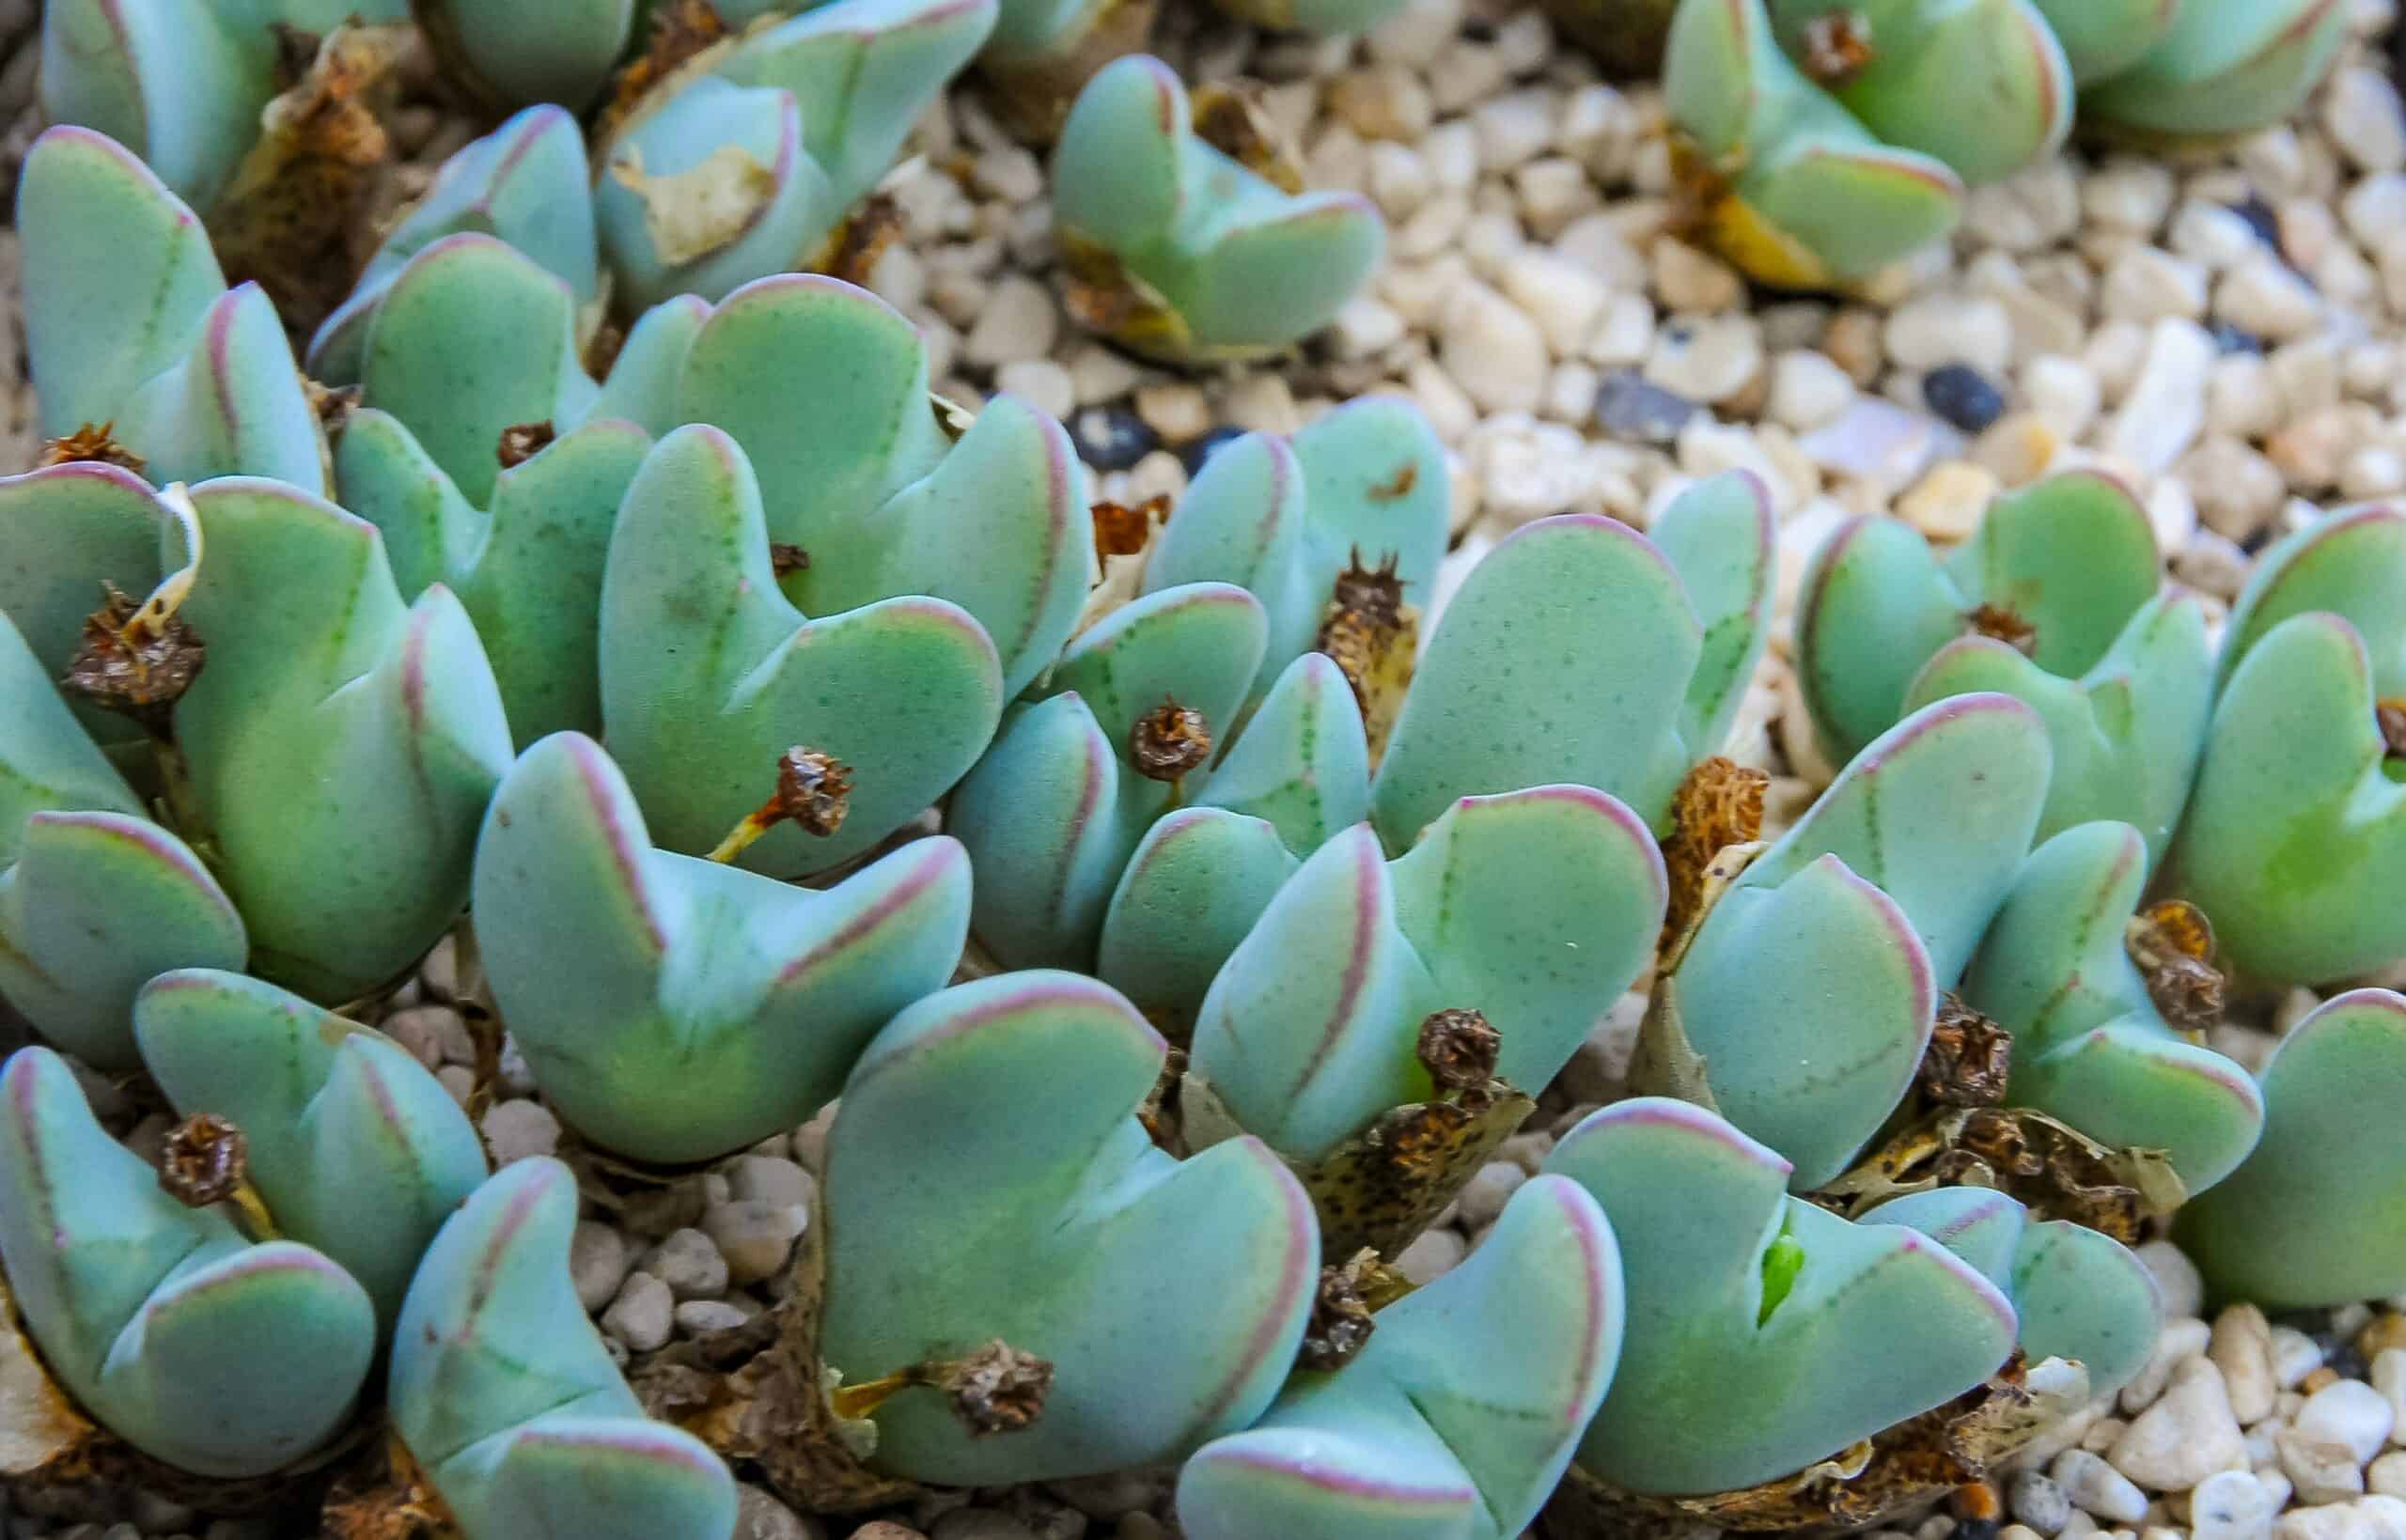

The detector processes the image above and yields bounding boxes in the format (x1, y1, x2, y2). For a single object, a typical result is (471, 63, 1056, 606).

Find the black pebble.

(1180, 424, 1249, 474)
(2209, 320, 2264, 355)
(1923, 363, 2007, 434)
(1954, 1520, 2002, 1540)
(2227, 193, 2282, 251)
(1070, 406, 1158, 473)
(1593, 370, 1698, 444)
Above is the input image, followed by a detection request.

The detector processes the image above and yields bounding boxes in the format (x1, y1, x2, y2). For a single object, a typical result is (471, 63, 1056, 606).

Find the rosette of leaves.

(470, 731, 972, 1163)
(0, 465, 512, 1035)
(16, 126, 324, 492)
(1658, 0, 2345, 288)
(1051, 55, 1384, 363)
(2177, 989, 2406, 1310)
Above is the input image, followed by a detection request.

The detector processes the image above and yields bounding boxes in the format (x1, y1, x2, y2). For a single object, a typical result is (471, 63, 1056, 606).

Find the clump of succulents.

(1051, 55, 1387, 362)
(1657, 0, 2349, 287)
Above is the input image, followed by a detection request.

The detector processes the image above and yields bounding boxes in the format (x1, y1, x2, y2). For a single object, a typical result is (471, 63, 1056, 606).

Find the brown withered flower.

(2126, 899, 2226, 1034)
(1299, 1250, 1383, 1371)
(159, 1113, 249, 1209)
(1963, 602, 2038, 658)
(61, 582, 206, 730)
(1131, 697, 1211, 782)
(37, 422, 146, 475)
(940, 1340, 1054, 1437)
(1917, 994, 2012, 1108)
(496, 420, 556, 468)
(1416, 1007, 1501, 1096)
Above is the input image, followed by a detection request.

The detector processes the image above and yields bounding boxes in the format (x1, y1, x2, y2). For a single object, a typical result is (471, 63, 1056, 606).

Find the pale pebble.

(2299, 1380, 2397, 1464)
(2216, 255, 2323, 343)
(2111, 1355, 2244, 1491)
(570, 1221, 633, 1314)
(1644, 315, 1762, 405)
(601, 1270, 673, 1352)
(1767, 350, 1855, 432)
(2325, 66, 2406, 174)
(2103, 319, 2214, 474)
(480, 1099, 560, 1165)
(2101, 246, 2210, 322)
(2191, 1470, 2275, 1540)
(1441, 284, 1550, 413)
(2125, 1316, 2214, 1415)
(994, 359, 1073, 422)
(2212, 1303, 2279, 1426)
(1498, 248, 1609, 356)
(1883, 294, 2013, 376)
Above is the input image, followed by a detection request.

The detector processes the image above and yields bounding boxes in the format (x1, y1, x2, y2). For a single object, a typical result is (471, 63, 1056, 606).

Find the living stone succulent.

(0, 1046, 379, 1479)
(1051, 55, 1386, 363)
(18, 127, 325, 493)
(1659, 0, 2349, 287)
(413, 0, 790, 112)
(39, 0, 409, 210)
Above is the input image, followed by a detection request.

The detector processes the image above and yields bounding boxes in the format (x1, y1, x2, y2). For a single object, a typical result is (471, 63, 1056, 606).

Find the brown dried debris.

(1137, 1048, 1186, 1151)
(159, 1113, 249, 1209)
(2381, 697, 2406, 758)
(1810, 1105, 2184, 1243)
(61, 582, 206, 729)
(1963, 601, 2039, 658)
(1801, 10, 1877, 88)
(1091, 495, 1169, 559)
(709, 748, 854, 863)
(496, 421, 556, 469)
(770, 542, 812, 577)
(1188, 82, 1305, 194)
(600, 0, 733, 139)
(938, 1340, 1054, 1438)
(37, 423, 146, 476)
(1130, 697, 1211, 783)
(1298, 1249, 1383, 1371)
(1417, 1008, 1502, 1097)
(1662, 756, 1770, 943)
(319, 1432, 459, 1540)
(817, 192, 902, 288)
(307, 381, 363, 437)
(2126, 899, 2225, 1034)
(1917, 994, 2012, 1109)
(1315, 549, 1418, 760)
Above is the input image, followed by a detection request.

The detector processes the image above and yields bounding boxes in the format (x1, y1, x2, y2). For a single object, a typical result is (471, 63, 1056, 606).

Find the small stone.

(2277, 1424, 2367, 1504)
(570, 1221, 633, 1314)
(1133, 383, 1211, 443)
(129, 1491, 195, 1533)
(1765, 349, 1854, 431)
(2084, 161, 2176, 234)
(2343, 447, 2406, 502)
(732, 1485, 825, 1540)
(2190, 1470, 2274, 1540)
(2274, 1325, 2328, 1388)
(2216, 256, 2321, 343)
(2375, 1349, 2406, 1443)
(381, 1004, 473, 1069)
(1392, 1227, 1466, 1283)
(675, 1299, 749, 1335)
(1454, 1161, 1526, 1231)
(1798, 397, 1940, 493)
(994, 359, 1072, 422)
(1327, 64, 1433, 141)
(2173, 201, 2273, 271)
(602, 1270, 673, 1352)
(2372, 1451, 2406, 1499)
(2300, 1379, 2397, 1463)
(2102, 245, 2210, 323)
(1469, 86, 1553, 172)
(1653, 238, 1743, 312)
(727, 1156, 813, 1210)
(1897, 461, 1999, 542)
(703, 1199, 807, 1285)
(2023, 354, 2101, 439)
(2212, 1304, 2279, 1425)
(645, 1227, 729, 1301)
(1498, 249, 1608, 355)
(1180, 425, 1247, 476)
(1048, 1470, 1164, 1519)
(962, 275, 1057, 368)
(931, 1511, 1041, 1540)
(1822, 307, 1883, 384)
(1583, 289, 1655, 366)
(2011, 1470, 2074, 1534)
(1593, 369, 1698, 443)
(1440, 283, 1549, 413)
(479, 1099, 560, 1165)
(2104, 319, 2214, 474)
(851, 1527, 930, 1540)
(1963, 161, 2082, 251)
(1883, 295, 2013, 376)
(1645, 315, 1764, 404)
(435, 1065, 475, 1106)
(2326, 66, 2406, 174)
(1114, 1518, 1165, 1540)
(1923, 364, 2008, 433)
(1070, 407, 1156, 473)
(2054, 1450, 2148, 1524)
(2109, 1356, 2246, 1490)
(1332, 294, 1407, 360)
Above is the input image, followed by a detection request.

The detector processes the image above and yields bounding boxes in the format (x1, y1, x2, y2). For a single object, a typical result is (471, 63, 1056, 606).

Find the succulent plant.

(332, 256, 1086, 751)
(1540, 1098, 2021, 1498)
(0, 1046, 378, 1478)
(1640, 693, 2052, 1190)
(18, 127, 325, 492)
(1175, 1174, 1623, 1540)
(392, 1157, 740, 1539)
(1660, 0, 2347, 288)
(817, 972, 1320, 1485)
(1962, 821, 2265, 1194)
(1052, 55, 1385, 362)
(131, 968, 490, 1325)
(39, 0, 409, 210)
(591, 0, 998, 309)
(0, 463, 510, 1040)
(472, 731, 972, 1163)
(2177, 989, 2406, 1310)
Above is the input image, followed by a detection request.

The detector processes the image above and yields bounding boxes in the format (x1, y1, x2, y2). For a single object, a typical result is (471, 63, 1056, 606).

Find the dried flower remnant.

(1090, 495, 1168, 559)
(1315, 550, 1417, 756)
(1917, 995, 2012, 1109)
(1187, 82, 1304, 195)
(1298, 1249, 1385, 1371)
(1416, 1008, 1502, 1097)
(829, 1339, 1054, 1437)
(769, 543, 812, 577)
(62, 583, 206, 730)
(1802, 10, 1877, 87)
(159, 1112, 288, 1249)
(2382, 698, 2406, 759)
(1662, 756, 1770, 942)
(817, 192, 902, 288)
(36, 422, 146, 475)
(599, 0, 734, 138)
(2126, 899, 2226, 1034)
(1130, 697, 1211, 783)
(496, 421, 556, 468)
(706, 748, 855, 863)
(1963, 602, 2039, 659)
